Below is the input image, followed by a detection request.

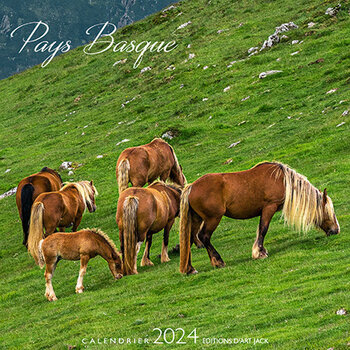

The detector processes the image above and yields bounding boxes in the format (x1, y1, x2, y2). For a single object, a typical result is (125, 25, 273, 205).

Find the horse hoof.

(187, 269, 198, 275)
(75, 288, 84, 294)
(257, 251, 268, 259)
(161, 257, 171, 263)
(211, 257, 226, 268)
(141, 260, 154, 267)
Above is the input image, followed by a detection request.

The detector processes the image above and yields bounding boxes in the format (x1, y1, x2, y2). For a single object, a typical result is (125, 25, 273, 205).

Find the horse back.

(42, 232, 85, 260)
(189, 164, 285, 219)
(17, 171, 61, 207)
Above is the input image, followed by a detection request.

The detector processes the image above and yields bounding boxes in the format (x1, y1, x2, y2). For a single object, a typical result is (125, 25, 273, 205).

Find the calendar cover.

(0, 0, 349, 348)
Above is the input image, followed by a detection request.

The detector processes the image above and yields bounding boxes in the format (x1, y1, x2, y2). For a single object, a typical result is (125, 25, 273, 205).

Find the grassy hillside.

(0, 0, 350, 348)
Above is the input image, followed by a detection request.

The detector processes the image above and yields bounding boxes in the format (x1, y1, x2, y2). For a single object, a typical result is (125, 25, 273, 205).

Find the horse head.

(109, 254, 123, 280)
(319, 188, 340, 236)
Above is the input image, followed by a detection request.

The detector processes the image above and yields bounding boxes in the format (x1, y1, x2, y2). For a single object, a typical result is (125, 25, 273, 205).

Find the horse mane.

(40, 167, 63, 183)
(87, 228, 121, 259)
(260, 162, 334, 232)
(61, 181, 98, 210)
(149, 180, 183, 195)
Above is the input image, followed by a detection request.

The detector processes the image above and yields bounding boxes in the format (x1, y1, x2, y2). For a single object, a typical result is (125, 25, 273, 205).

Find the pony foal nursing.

(16, 167, 62, 247)
(179, 162, 340, 274)
(116, 181, 182, 275)
(28, 181, 98, 258)
(28, 228, 123, 301)
(116, 138, 186, 193)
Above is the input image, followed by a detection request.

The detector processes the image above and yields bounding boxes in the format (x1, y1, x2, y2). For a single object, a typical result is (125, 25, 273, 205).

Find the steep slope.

(0, 0, 349, 348)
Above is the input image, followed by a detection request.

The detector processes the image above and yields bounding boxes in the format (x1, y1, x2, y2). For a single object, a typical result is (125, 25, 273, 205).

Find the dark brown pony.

(28, 228, 123, 301)
(116, 138, 186, 193)
(16, 167, 62, 247)
(116, 181, 182, 275)
(27, 181, 98, 258)
(179, 162, 340, 274)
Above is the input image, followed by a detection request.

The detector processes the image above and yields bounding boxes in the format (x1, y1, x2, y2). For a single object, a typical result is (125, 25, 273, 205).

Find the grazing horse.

(179, 162, 340, 274)
(16, 167, 62, 247)
(116, 138, 186, 193)
(27, 181, 98, 258)
(28, 228, 123, 301)
(116, 181, 182, 275)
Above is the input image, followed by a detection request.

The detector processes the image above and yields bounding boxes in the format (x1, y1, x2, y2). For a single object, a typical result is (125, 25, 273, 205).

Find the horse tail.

(28, 202, 45, 265)
(118, 159, 130, 193)
(179, 184, 192, 274)
(38, 239, 45, 269)
(122, 196, 139, 275)
(21, 183, 34, 247)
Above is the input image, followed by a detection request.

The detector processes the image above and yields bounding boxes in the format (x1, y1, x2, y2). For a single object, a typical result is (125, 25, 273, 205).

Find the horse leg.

(198, 216, 225, 268)
(76, 255, 90, 293)
(252, 204, 278, 259)
(119, 228, 125, 263)
(72, 215, 82, 232)
(191, 213, 205, 248)
(161, 220, 174, 263)
(44, 257, 58, 301)
(131, 175, 147, 188)
(134, 241, 143, 274)
(160, 170, 171, 182)
(182, 211, 204, 274)
(141, 234, 154, 266)
(186, 233, 198, 274)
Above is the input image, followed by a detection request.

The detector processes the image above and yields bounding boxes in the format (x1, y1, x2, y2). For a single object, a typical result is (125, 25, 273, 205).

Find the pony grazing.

(179, 162, 340, 274)
(16, 167, 62, 247)
(28, 228, 123, 301)
(28, 181, 98, 257)
(116, 181, 182, 275)
(116, 138, 186, 193)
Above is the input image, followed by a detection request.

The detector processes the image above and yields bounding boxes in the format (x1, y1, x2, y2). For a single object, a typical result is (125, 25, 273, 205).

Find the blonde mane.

(267, 162, 335, 232)
(168, 144, 187, 185)
(61, 181, 98, 210)
(88, 228, 121, 258)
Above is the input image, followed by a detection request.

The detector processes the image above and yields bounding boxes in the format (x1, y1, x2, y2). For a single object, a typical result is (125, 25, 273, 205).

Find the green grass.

(0, 0, 350, 348)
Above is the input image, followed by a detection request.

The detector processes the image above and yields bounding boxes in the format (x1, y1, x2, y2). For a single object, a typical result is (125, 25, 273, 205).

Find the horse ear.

(90, 180, 93, 186)
(323, 188, 328, 204)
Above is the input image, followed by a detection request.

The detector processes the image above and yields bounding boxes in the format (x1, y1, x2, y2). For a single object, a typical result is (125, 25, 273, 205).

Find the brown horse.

(16, 167, 62, 247)
(116, 181, 182, 275)
(179, 162, 340, 274)
(28, 181, 98, 259)
(116, 138, 186, 193)
(28, 228, 123, 301)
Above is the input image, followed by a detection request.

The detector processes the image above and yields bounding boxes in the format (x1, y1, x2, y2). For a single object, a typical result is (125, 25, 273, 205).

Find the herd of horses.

(16, 138, 340, 301)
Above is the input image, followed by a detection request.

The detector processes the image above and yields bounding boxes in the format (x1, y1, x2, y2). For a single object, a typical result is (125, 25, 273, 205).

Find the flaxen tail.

(179, 184, 192, 274)
(122, 196, 139, 275)
(117, 159, 130, 193)
(21, 183, 34, 247)
(38, 239, 45, 269)
(28, 202, 45, 265)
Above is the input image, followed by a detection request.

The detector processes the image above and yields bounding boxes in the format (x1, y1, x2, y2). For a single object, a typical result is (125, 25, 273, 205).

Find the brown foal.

(29, 228, 123, 301)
